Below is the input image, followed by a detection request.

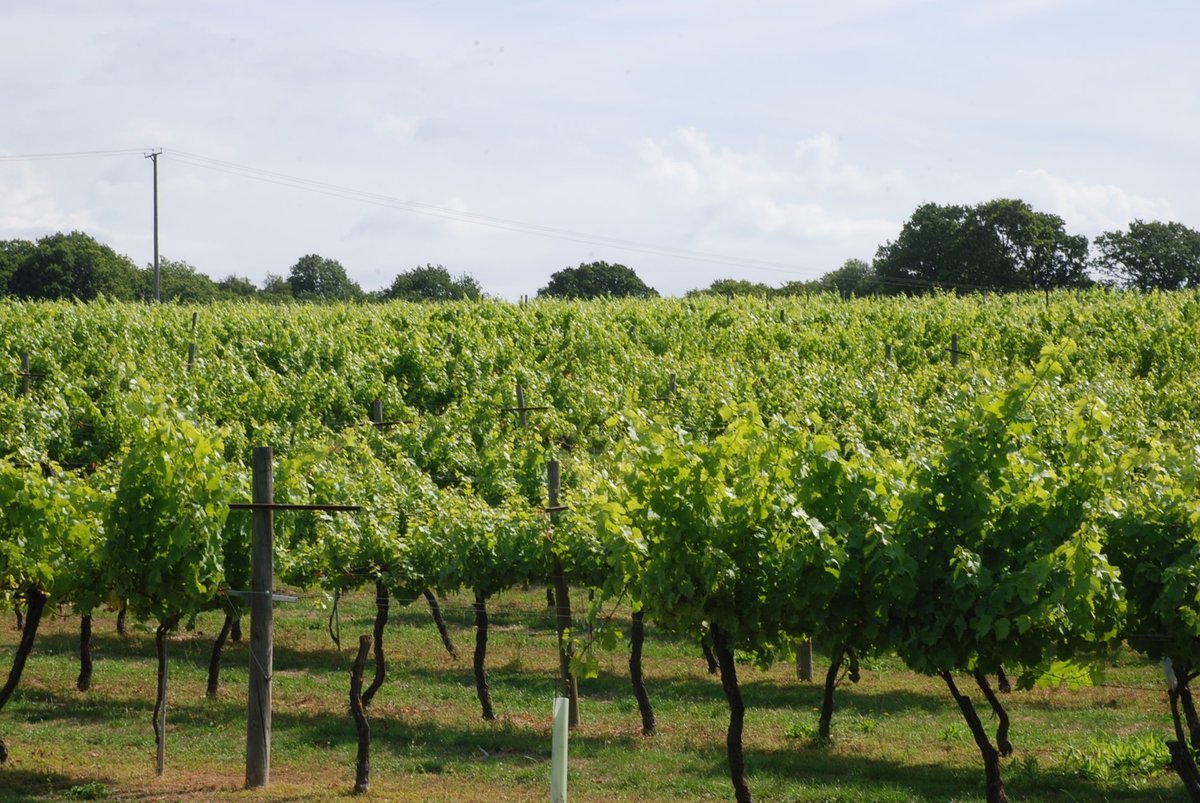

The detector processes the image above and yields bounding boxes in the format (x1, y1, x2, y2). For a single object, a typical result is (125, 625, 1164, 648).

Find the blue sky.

(1, 1, 1195, 298)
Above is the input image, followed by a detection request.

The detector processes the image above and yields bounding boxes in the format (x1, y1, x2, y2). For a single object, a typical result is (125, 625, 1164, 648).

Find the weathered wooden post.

(246, 446, 274, 789)
(796, 639, 814, 682)
(235, 449, 359, 789)
(516, 383, 528, 429)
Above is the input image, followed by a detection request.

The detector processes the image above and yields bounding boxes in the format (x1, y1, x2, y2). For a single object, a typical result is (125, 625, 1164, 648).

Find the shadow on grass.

(0, 767, 111, 803)
(727, 741, 1179, 803)
(3, 656, 1179, 802)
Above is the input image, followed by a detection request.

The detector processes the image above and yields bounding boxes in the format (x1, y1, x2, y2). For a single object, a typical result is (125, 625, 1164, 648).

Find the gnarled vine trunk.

(206, 612, 235, 698)
(424, 590, 457, 659)
(942, 672, 1007, 803)
(473, 591, 494, 720)
(153, 615, 181, 776)
(629, 609, 655, 735)
(77, 614, 94, 692)
(1169, 674, 1200, 801)
(818, 647, 845, 739)
(0, 588, 48, 764)
(711, 625, 752, 803)
(362, 582, 389, 707)
(350, 635, 371, 794)
(973, 669, 1013, 756)
(1177, 666, 1200, 754)
(701, 638, 719, 675)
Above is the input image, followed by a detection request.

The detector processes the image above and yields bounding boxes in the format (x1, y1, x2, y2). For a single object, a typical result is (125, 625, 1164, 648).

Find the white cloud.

(736, 196, 897, 240)
(1010, 168, 1175, 231)
(636, 127, 899, 242)
(793, 133, 906, 195)
(0, 164, 97, 233)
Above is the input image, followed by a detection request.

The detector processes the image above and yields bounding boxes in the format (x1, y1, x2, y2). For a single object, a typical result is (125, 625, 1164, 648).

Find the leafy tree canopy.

(379, 264, 481, 302)
(538, 261, 657, 300)
(260, 272, 293, 302)
(1094, 220, 1200, 291)
(812, 258, 879, 297)
(687, 278, 772, 298)
(218, 274, 258, 299)
(286, 254, 362, 301)
(874, 199, 1090, 293)
(142, 257, 220, 303)
(7, 231, 142, 301)
(0, 239, 35, 294)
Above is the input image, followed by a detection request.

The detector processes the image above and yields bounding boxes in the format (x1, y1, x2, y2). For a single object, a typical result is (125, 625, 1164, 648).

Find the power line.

(1, 146, 1040, 294)
(161, 149, 831, 278)
(0, 148, 150, 162)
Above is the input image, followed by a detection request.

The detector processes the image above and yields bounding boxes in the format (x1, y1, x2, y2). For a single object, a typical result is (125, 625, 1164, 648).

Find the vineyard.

(2, 290, 1200, 801)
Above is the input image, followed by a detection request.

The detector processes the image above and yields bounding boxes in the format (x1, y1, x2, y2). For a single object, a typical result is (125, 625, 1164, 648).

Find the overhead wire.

(0, 148, 151, 162)
(162, 148, 833, 277)
(0, 146, 1074, 295)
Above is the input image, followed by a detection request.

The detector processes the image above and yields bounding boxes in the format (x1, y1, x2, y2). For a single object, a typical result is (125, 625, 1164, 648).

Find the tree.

(874, 200, 1090, 293)
(538, 261, 657, 300)
(286, 254, 362, 301)
(379, 264, 482, 302)
(0, 239, 34, 295)
(217, 274, 258, 299)
(259, 273, 292, 302)
(813, 258, 879, 297)
(686, 278, 772, 298)
(142, 258, 220, 303)
(7, 231, 142, 301)
(1094, 220, 1200, 290)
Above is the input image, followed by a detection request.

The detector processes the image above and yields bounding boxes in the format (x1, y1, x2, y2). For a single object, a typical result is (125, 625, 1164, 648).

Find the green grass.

(0, 589, 1186, 801)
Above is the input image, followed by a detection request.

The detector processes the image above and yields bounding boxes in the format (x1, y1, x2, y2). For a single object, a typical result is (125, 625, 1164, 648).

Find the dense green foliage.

(874, 199, 1091, 293)
(3, 290, 1200, 798)
(538, 261, 657, 299)
(378, 264, 482, 302)
(6, 232, 142, 301)
(1095, 219, 1200, 290)
(286, 253, 362, 301)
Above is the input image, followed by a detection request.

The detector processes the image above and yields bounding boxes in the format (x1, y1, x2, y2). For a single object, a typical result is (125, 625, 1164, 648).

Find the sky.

(1, 1, 1196, 299)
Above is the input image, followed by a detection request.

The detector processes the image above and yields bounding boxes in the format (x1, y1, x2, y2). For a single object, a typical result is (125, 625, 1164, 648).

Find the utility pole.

(145, 149, 162, 302)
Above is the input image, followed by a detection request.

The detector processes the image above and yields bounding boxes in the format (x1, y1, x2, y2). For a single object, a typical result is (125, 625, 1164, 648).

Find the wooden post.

(951, 334, 960, 367)
(885, 344, 893, 363)
(19, 352, 30, 396)
(515, 383, 527, 428)
(187, 343, 195, 372)
(548, 461, 579, 727)
(667, 373, 677, 398)
(370, 400, 383, 426)
(190, 311, 198, 332)
(246, 447, 274, 789)
(797, 639, 814, 683)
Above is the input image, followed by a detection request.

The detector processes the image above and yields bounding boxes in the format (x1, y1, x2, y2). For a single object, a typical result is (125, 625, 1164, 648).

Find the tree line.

(2, 198, 1197, 303)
